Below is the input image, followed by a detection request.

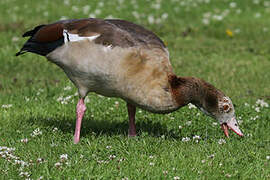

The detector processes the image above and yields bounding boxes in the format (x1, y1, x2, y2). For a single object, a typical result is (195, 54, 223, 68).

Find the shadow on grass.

(26, 116, 182, 139)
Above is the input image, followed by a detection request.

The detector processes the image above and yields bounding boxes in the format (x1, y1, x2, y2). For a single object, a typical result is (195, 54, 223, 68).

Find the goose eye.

(223, 104, 231, 112)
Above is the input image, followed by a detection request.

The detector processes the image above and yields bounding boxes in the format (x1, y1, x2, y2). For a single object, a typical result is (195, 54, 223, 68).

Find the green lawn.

(0, 0, 270, 179)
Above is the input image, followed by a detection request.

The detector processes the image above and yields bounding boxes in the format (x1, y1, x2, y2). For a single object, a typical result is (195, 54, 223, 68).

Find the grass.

(0, 0, 270, 179)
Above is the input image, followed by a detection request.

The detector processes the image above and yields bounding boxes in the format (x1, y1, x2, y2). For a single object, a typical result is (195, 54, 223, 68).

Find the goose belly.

(46, 40, 132, 97)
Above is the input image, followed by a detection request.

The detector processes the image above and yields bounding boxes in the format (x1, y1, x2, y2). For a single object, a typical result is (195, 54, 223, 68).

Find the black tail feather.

(22, 25, 45, 37)
(16, 24, 64, 57)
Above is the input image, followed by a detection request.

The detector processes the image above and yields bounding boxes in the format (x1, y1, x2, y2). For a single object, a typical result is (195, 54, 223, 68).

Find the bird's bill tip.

(221, 118, 243, 137)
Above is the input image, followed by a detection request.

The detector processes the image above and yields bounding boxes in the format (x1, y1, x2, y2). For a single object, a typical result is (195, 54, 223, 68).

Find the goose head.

(169, 75, 244, 137)
(198, 94, 244, 137)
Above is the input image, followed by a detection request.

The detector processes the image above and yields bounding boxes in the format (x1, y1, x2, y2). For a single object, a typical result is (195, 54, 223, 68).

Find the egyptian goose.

(16, 18, 243, 143)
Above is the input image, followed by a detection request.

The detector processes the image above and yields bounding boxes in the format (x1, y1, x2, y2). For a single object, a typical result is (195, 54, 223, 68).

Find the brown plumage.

(16, 18, 243, 143)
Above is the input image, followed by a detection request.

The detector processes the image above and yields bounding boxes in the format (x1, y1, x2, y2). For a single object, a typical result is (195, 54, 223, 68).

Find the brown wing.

(16, 18, 166, 56)
(62, 18, 166, 48)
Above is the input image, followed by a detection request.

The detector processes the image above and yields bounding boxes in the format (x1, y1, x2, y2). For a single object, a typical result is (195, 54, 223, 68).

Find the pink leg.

(127, 103, 136, 137)
(74, 98, 86, 144)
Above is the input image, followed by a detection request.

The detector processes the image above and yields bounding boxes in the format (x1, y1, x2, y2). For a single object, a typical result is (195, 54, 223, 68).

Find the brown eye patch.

(223, 104, 231, 112)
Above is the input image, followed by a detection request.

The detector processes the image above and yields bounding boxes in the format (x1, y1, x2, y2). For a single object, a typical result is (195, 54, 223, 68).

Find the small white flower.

(212, 122, 218, 126)
(182, 137, 191, 142)
(20, 138, 28, 143)
(230, 2, 237, 8)
(149, 162, 154, 166)
(186, 121, 192, 126)
(83, 5, 90, 14)
(1, 104, 12, 109)
(254, 13, 261, 18)
(37, 158, 44, 163)
(202, 18, 210, 25)
(71, 6, 79, 12)
(12, 36, 19, 42)
(109, 155, 116, 160)
(148, 15, 155, 24)
(161, 13, 168, 20)
(95, 9, 101, 15)
(256, 99, 269, 108)
(106, 145, 112, 149)
(55, 162, 62, 167)
(60, 154, 68, 161)
(236, 9, 242, 14)
(19, 172, 30, 177)
(201, 159, 206, 163)
(255, 107, 260, 112)
(174, 176, 180, 180)
(218, 139, 226, 145)
(178, 125, 183, 130)
(60, 16, 68, 20)
(149, 155, 154, 159)
(188, 103, 196, 109)
(193, 135, 201, 141)
(31, 128, 42, 137)
(266, 156, 270, 160)
(253, 0, 260, 4)
(64, 86, 72, 91)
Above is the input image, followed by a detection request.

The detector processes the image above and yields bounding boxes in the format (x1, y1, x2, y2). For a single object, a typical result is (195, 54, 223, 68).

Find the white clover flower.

(43, 11, 49, 17)
(255, 107, 260, 112)
(151, 3, 160, 10)
(19, 172, 30, 177)
(230, 2, 237, 8)
(236, 9, 242, 14)
(132, 11, 140, 19)
(218, 139, 226, 145)
(212, 15, 223, 21)
(193, 135, 201, 140)
(178, 125, 183, 130)
(256, 99, 269, 108)
(31, 128, 42, 137)
(186, 121, 192, 126)
(254, 13, 261, 18)
(64, 0, 70, 5)
(148, 15, 155, 24)
(188, 103, 196, 109)
(55, 162, 62, 167)
(149, 162, 154, 166)
(109, 155, 116, 160)
(60, 16, 68, 20)
(60, 154, 68, 161)
(12, 36, 19, 42)
(89, 13, 96, 18)
(64, 86, 72, 91)
(95, 9, 101, 15)
(201, 159, 206, 163)
(202, 18, 210, 25)
(212, 122, 218, 126)
(174, 176, 180, 180)
(253, 0, 260, 4)
(106, 145, 112, 149)
(83, 5, 90, 14)
(37, 158, 44, 163)
(182, 137, 191, 142)
(266, 156, 270, 160)
(161, 13, 168, 20)
(2, 104, 12, 109)
(20, 138, 28, 143)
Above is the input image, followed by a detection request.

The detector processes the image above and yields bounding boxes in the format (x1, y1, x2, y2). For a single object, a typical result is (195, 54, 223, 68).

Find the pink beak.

(221, 117, 244, 137)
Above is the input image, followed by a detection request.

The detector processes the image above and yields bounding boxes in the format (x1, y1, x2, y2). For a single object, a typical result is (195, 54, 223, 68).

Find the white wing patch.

(63, 29, 100, 43)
